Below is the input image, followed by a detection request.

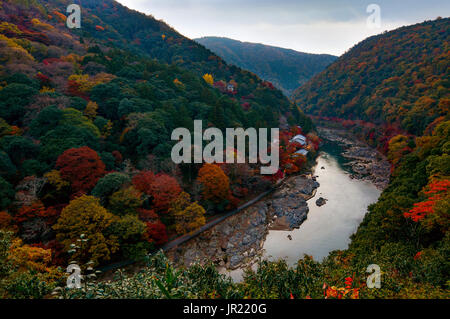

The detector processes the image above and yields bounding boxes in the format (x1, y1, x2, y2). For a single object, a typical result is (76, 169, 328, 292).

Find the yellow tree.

(4, 235, 63, 291)
(169, 192, 206, 235)
(203, 73, 214, 85)
(44, 170, 70, 191)
(8, 238, 52, 273)
(175, 202, 206, 234)
(108, 186, 143, 216)
(84, 101, 98, 120)
(168, 191, 190, 216)
(53, 195, 119, 266)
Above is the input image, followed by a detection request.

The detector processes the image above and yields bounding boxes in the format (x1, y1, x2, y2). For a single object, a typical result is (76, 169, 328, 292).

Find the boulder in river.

(316, 197, 327, 207)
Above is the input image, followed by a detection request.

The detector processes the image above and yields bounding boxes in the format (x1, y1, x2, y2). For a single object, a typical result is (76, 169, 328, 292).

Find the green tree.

(92, 172, 131, 204)
(0, 83, 38, 124)
(0, 177, 14, 210)
(108, 186, 143, 216)
(0, 135, 39, 166)
(29, 105, 62, 138)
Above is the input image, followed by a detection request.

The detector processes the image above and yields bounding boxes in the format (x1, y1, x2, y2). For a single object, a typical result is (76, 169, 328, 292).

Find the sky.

(116, 0, 449, 56)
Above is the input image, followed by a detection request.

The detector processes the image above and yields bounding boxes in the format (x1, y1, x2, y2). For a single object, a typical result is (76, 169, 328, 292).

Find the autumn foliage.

(279, 127, 308, 174)
(149, 174, 182, 213)
(197, 164, 232, 204)
(56, 147, 106, 194)
(8, 238, 53, 273)
(404, 179, 450, 231)
(53, 195, 119, 266)
(202, 73, 214, 85)
(144, 220, 168, 246)
(132, 170, 155, 194)
(14, 201, 60, 225)
(323, 277, 359, 299)
(169, 192, 206, 235)
(0, 211, 16, 232)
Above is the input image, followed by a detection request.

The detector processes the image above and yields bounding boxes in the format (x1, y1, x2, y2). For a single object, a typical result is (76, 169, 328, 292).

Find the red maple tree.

(132, 171, 155, 195)
(56, 147, 106, 194)
(149, 174, 182, 213)
(404, 180, 450, 222)
(144, 220, 168, 246)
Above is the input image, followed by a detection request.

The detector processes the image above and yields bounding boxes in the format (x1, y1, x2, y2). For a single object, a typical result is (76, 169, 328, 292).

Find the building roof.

(290, 134, 307, 145)
(294, 149, 309, 156)
(291, 134, 306, 141)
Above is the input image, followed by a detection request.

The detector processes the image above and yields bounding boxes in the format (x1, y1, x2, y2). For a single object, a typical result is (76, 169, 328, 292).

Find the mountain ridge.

(293, 17, 449, 136)
(195, 36, 337, 97)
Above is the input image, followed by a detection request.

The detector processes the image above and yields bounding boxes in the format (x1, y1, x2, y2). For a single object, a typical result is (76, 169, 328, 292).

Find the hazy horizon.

(116, 0, 449, 56)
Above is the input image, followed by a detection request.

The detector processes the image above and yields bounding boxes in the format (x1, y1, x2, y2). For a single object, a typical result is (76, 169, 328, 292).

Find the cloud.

(116, 0, 449, 55)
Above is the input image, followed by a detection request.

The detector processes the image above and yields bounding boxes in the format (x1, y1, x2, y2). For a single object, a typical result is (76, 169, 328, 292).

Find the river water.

(263, 151, 381, 265)
(222, 148, 382, 281)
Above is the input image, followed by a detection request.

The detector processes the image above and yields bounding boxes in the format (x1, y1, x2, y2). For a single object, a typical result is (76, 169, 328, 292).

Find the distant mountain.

(195, 37, 337, 97)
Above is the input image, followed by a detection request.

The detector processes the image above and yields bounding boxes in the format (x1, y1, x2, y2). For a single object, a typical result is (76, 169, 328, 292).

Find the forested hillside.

(66, 18, 449, 299)
(293, 18, 449, 136)
(196, 37, 337, 97)
(0, 0, 447, 300)
(0, 0, 315, 298)
(287, 18, 449, 298)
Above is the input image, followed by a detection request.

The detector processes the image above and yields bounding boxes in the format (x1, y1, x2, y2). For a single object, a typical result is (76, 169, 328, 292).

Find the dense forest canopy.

(288, 17, 450, 299)
(0, 0, 448, 300)
(293, 18, 449, 136)
(0, 0, 317, 298)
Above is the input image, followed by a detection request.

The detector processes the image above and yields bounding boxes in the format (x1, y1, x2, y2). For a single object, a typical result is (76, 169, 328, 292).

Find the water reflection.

(223, 151, 381, 282)
(263, 152, 381, 264)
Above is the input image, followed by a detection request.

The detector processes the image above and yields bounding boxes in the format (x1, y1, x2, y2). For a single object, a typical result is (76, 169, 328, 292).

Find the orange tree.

(197, 164, 231, 206)
(404, 179, 450, 233)
(0, 231, 63, 298)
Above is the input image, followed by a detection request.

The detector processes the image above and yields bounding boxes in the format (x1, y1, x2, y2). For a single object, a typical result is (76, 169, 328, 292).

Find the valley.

(166, 130, 389, 281)
(195, 36, 337, 97)
(0, 0, 448, 300)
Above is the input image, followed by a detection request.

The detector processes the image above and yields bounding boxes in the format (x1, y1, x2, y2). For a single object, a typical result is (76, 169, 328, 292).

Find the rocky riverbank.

(98, 127, 390, 281)
(166, 128, 389, 272)
(166, 175, 319, 270)
(268, 177, 319, 230)
(318, 127, 391, 189)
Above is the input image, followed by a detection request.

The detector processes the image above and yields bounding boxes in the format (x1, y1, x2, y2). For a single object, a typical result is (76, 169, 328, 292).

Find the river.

(222, 147, 382, 281)
(263, 151, 381, 264)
